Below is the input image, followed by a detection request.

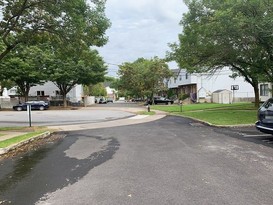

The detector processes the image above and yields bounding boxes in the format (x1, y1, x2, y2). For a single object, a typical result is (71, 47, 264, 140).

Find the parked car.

(131, 98, 144, 102)
(256, 98, 273, 134)
(107, 99, 113, 103)
(98, 98, 107, 104)
(13, 101, 49, 111)
(147, 97, 174, 105)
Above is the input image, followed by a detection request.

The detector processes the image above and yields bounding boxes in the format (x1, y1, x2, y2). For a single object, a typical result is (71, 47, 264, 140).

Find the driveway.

(1, 115, 273, 204)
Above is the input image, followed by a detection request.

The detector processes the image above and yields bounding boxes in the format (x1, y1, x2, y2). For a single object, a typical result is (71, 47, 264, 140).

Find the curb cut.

(0, 131, 51, 156)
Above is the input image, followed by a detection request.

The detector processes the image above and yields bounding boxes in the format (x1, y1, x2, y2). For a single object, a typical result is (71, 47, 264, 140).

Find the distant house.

(105, 86, 116, 101)
(8, 81, 118, 105)
(8, 81, 84, 103)
(167, 68, 255, 103)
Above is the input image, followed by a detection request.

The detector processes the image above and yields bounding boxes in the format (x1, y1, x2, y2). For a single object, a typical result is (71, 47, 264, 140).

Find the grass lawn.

(0, 126, 47, 132)
(0, 131, 46, 148)
(0, 126, 50, 148)
(137, 111, 156, 115)
(0, 127, 28, 131)
(0, 131, 44, 148)
(151, 103, 258, 125)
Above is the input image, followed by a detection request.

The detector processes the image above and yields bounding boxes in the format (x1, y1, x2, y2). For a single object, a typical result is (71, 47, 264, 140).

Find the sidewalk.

(48, 112, 166, 131)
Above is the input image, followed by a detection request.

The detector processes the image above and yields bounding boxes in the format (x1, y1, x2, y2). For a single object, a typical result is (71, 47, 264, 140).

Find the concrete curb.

(48, 114, 166, 131)
(0, 131, 51, 155)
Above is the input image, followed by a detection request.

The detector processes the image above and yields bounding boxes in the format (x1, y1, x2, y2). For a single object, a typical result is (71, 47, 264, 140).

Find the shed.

(212, 89, 232, 104)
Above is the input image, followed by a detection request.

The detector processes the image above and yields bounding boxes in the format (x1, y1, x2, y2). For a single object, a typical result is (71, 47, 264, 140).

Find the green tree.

(0, 80, 15, 95)
(1, 44, 49, 101)
(46, 46, 106, 107)
(118, 57, 172, 100)
(88, 83, 107, 97)
(0, 0, 110, 60)
(169, 0, 273, 107)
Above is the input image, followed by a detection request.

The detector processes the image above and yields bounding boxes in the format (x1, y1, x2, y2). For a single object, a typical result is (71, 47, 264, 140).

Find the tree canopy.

(169, 0, 273, 107)
(1, 44, 50, 101)
(45, 43, 107, 106)
(118, 57, 172, 99)
(87, 82, 107, 97)
(0, 0, 110, 106)
(0, 0, 110, 60)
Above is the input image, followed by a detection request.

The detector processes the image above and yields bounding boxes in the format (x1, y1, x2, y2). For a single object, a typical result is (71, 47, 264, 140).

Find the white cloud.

(97, 0, 188, 76)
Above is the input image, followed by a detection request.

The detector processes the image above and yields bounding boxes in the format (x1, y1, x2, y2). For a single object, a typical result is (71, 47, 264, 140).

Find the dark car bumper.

(255, 121, 273, 134)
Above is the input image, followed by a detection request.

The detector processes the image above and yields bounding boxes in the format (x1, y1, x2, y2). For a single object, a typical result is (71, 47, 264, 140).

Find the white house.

(259, 82, 272, 102)
(8, 81, 84, 103)
(167, 68, 255, 103)
(106, 86, 116, 101)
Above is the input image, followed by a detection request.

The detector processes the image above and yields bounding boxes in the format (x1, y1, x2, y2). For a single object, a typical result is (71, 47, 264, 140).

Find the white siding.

(168, 67, 255, 100)
(259, 83, 272, 102)
(28, 82, 83, 102)
(195, 69, 254, 98)
(29, 82, 58, 97)
(168, 69, 197, 88)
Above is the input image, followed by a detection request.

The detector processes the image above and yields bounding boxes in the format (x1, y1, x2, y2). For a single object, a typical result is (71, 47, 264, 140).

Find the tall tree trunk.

(56, 83, 75, 108)
(24, 92, 28, 102)
(253, 83, 260, 108)
(59, 85, 68, 107)
(63, 94, 67, 107)
(150, 92, 154, 104)
(25, 83, 30, 102)
(17, 82, 30, 102)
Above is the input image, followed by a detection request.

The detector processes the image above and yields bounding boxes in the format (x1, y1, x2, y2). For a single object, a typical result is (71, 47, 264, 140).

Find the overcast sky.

(97, 0, 188, 77)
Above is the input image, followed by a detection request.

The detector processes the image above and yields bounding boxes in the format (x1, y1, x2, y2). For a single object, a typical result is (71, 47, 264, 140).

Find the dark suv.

(147, 97, 174, 105)
(256, 98, 273, 134)
(13, 101, 49, 111)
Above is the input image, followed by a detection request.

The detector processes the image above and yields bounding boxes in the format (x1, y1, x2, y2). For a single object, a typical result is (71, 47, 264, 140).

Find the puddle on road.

(0, 134, 120, 205)
(0, 139, 63, 193)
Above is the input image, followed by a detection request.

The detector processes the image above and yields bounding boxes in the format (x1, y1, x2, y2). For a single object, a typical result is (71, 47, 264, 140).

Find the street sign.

(231, 85, 239, 90)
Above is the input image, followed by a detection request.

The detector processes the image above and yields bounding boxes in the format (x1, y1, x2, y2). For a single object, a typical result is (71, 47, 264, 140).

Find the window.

(37, 91, 45, 96)
(185, 73, 188, 79)
(179, 75, 182, 81)
(260, 84, 269, 96)
(55, 90, 60, 95)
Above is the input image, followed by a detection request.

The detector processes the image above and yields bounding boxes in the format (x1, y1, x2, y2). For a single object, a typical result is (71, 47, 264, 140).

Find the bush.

(178, 93, 190, 101)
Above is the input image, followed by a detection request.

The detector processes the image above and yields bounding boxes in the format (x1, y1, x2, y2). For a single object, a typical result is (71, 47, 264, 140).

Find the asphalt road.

(0, 104, 138, 127)
(1, 113, 273, 204)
